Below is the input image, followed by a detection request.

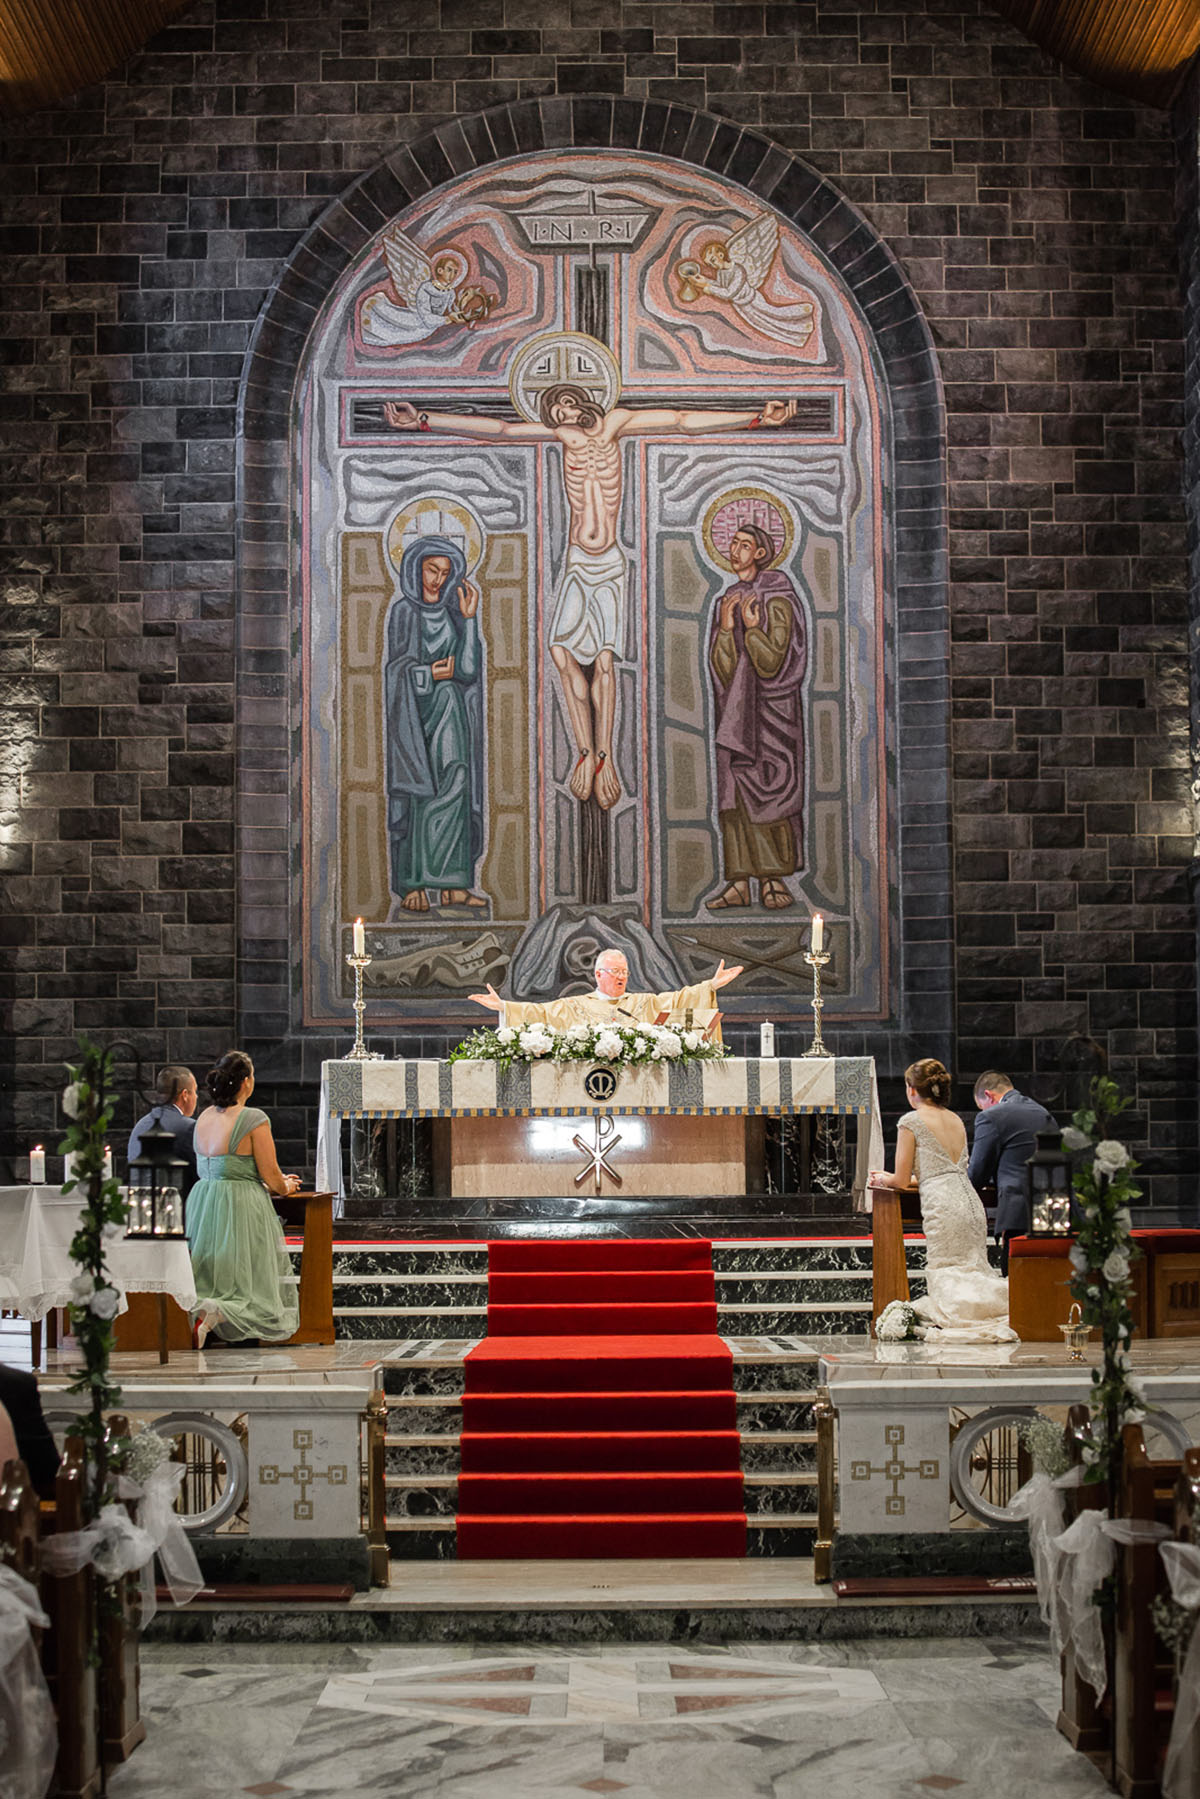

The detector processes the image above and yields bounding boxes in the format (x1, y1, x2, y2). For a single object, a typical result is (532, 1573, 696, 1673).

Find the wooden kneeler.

(1113, 1422, 1180, 1799)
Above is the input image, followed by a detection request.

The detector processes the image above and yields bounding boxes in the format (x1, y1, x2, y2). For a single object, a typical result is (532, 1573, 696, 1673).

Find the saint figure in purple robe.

(706, 523, 808, 910)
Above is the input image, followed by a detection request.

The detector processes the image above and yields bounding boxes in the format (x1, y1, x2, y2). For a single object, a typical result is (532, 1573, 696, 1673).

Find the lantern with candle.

(1026, 1128, 1074, 1238)
(126, 1113, 190, 1238)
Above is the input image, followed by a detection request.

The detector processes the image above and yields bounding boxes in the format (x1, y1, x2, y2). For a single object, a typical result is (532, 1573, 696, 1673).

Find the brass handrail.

(813, 1383, 836, 1583)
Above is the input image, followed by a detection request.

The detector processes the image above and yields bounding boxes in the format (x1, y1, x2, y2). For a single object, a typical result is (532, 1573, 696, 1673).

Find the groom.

(968, 1070, 1056, 1272)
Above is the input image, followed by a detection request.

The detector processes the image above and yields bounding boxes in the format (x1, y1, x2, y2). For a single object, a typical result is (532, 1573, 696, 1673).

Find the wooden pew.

(1056, 1403, 1109, 1755)
(100, 1416, 146, 1764)
(1112, 1420, 1181, 1799)
(1168, 1449, 1200, 1799)
(40, 1438, 102, 1799)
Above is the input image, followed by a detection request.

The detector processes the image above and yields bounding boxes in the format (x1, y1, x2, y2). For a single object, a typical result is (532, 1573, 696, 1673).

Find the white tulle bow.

(1160, 1541, 1200, 1799)
(0, 1565, 56, 1799)
(42, 1461, 204, 1623)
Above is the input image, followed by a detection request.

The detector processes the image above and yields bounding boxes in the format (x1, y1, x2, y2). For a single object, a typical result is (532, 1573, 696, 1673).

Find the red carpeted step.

(487, 1239, 714, 1272)
(461, 1390, 738, 1432)
(457, 1512, 748, 1558)
(460, 1430, 743, 1473)
(460, 1470, 744, 1513)
(487, 1301, 718, 1336)
(488, 1269, 715, 1305)
(465, 1334, 733, 1393)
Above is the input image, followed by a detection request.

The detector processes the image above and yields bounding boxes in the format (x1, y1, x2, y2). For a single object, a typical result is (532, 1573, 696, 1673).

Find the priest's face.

(595, 953, 628, 999)
(421, 555, 453, 603)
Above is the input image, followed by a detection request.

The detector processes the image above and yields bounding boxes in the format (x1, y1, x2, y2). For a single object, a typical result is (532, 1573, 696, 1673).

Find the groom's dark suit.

(968, 1088, 1056, 1247)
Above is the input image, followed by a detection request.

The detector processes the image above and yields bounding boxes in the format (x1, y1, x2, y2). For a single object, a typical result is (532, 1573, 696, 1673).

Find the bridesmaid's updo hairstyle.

(206, 1050, 253, 1108)
(905, 1057, 952, 1108)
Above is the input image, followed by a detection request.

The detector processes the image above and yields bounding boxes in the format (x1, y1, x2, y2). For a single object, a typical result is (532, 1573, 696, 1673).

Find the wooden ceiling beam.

(0, 0, 188, 113)
(989, 0, 1200, 108)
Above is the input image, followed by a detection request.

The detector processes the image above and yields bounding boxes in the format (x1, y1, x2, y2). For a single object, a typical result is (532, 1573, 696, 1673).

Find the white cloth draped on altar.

(315, 1055, 885, 1206)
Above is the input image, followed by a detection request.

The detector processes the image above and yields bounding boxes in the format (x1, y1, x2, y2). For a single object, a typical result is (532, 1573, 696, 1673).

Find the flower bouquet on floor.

(874, 1299, 925, 1342)
(450, 1018, 727, 1070)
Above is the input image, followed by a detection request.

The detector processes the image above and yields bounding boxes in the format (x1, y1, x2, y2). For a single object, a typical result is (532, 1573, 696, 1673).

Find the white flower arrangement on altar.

(874, 1299, 925, 1342)
(449, 1018, 727, 1071)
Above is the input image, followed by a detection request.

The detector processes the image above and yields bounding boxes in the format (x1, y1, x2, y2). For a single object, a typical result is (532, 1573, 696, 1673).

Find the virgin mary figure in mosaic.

(383, 531, 487, 915)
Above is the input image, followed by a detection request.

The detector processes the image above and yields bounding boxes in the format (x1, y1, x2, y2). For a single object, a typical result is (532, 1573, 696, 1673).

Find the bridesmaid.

(187, 1051, 301, 1349)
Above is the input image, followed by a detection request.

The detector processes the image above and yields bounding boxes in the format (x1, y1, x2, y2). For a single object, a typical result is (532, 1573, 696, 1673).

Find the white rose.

(656, 1030, 682, 1059)
(88, 1285, 121, 1321)
(1094, 1140, 1130, 1174)
(518, 1029, 552, 1057)
(682, 1030, 702, 1052)
(1068, 1244, 1089, 1274)
(495, 1026, 516, 1046)
(1114, 1207, 1132, 1237)
(1061, 1126, 1092, 1152)
(62, 1081, 85, 1120)
(102, 1220, 126, 1242)
(68, 1271, 96, 1302)
(1101, 1248, 1130, 1284)
(594, 1030, 623, 1061)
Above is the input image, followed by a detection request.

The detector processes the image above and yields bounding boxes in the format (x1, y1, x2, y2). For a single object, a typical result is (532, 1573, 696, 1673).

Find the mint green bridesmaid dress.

(186, 1106, 299, 1343)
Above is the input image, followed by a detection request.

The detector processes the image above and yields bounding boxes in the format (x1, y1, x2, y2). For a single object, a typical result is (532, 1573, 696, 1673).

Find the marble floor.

(107, 1634, 1110, 1798)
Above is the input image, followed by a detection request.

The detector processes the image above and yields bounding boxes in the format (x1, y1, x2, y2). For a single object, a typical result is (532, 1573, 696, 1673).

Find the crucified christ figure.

(383, 388, 797, 809)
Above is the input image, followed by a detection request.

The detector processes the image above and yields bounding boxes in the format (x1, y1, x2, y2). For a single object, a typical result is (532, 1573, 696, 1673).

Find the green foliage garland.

(1063, 1075, 1143, 1488)
(59, 1037, 130, 1520)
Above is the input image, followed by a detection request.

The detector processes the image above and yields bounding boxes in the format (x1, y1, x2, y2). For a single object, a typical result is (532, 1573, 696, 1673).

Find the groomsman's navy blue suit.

(127, 1102, 198, 1197)
(967, 1088, 1056, 1242)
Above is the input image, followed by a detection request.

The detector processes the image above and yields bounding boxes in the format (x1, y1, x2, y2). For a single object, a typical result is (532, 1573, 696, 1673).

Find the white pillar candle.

(811, 914, 824, 953)
(29, 1145, 45, 1185)
(102, 1145, 114, 1182)
(759, 1022, 775, 1058)
(353, 917, 365, 956)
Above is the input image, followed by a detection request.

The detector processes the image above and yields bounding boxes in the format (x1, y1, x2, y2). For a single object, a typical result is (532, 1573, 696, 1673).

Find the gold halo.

(508, 330, 622, 424)
(386, 496, 484, 578)
(702, 486, 795, 573)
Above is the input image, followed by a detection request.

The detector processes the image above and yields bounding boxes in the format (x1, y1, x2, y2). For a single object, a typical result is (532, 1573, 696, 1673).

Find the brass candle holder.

(345, 952, 384, 1061)
(1060, 1301, 1089, 1361)
(802, 948, 832, 1058)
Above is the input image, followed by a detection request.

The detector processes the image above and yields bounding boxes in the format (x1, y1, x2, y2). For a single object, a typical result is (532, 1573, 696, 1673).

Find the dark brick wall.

(0, 0, 1195, 1198)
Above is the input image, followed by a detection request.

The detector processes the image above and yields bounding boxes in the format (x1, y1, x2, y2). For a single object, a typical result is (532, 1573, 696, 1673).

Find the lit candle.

(102, 1145, 114, 1182)
(353, 917, 365, 956)
(29, 1145, 45, 1185)
(811, 914, 824, 953)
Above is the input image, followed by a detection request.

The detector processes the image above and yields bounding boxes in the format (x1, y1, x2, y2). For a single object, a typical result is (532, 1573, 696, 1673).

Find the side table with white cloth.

(0, 1186, 197, 1365)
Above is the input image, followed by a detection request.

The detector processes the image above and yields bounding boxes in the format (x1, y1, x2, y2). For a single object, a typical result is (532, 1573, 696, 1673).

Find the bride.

(870, 1057, 1017, 1343)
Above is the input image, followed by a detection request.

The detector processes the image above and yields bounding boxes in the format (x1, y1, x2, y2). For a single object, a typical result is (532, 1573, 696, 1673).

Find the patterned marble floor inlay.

(317, 1651, 886, 1727)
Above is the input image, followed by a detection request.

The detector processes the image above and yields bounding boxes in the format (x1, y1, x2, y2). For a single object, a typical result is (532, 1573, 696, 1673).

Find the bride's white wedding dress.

(901, 1109, 1017, 1343)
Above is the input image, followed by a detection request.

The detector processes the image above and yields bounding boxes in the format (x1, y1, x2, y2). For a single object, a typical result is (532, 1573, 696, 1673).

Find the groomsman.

(127, 1065, 199, 1196)
(968, 1070, 1056, 1272)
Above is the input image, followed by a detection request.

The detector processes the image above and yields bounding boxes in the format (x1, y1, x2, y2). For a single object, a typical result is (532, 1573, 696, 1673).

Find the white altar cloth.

(0, 1185, 197, 1323)
(315, 1055, 884, 1205)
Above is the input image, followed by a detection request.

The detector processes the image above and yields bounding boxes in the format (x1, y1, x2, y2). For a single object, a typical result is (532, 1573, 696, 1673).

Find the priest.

(469, 948, 742, 1033)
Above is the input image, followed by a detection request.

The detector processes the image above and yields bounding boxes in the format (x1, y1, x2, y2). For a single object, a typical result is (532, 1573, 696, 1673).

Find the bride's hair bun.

(905, 1057, 952, 1107)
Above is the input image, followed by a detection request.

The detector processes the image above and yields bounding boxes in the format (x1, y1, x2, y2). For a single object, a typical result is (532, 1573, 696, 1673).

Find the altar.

(315, 1056, 885, 1207)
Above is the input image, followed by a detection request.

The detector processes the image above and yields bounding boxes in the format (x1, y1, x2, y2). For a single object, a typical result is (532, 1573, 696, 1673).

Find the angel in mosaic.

(361, 231, 497, 349)
(675, 214, 818, 350)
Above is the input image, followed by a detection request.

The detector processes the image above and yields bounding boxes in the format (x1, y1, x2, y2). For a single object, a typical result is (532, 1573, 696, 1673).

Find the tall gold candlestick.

(802, 948, 832, 1058)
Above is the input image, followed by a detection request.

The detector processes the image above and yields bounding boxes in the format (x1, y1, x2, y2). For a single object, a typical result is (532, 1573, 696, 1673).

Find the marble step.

(384, 1467, 818, 1519)
(384, 1428, 818, 1477)
(337, 1304, 873, 1339)
(385, 1514, 818, 1559)
(329, 1270, 900, 1308)
(385, 1390, 819, 1438)
(379, 1339, 825, 1400)
(307, 1241, 929, 1277)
